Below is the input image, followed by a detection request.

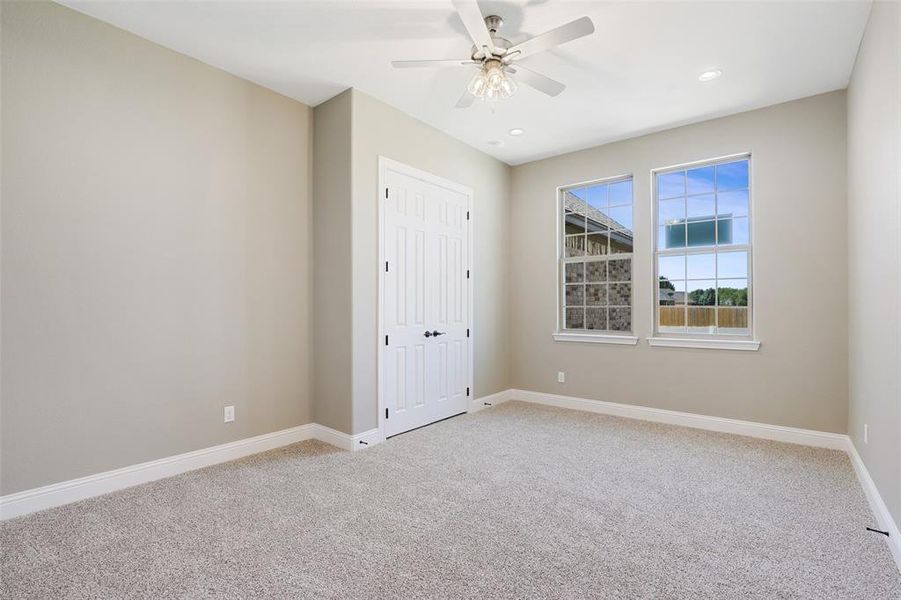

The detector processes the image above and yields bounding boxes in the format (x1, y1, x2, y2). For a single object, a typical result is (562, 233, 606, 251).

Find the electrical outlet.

(864, 423, 869, 444)
(557, 371, 565, 384)
(224, 405, 235, 423)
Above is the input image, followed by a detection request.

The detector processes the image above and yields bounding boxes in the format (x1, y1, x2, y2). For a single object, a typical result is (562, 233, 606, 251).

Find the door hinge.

(466, 210, 470, 220)
(385, 408, 389, 419)
(385, 261, 389, 273)
(466, 328, 470, 338)
(385, 335, 389, 346)
(385, 188, 389, 199)
(466, 269, 470, 279)
(466, 387, 470, 397)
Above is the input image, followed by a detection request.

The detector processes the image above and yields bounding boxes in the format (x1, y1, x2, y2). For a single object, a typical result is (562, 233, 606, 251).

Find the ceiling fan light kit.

(467, 59, 517, 101)
(391, 0, 595, 107)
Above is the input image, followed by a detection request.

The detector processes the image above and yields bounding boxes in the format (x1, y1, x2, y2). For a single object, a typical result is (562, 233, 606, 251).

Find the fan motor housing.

(484, 15, 503, 33)
(470, 15, 512, 60)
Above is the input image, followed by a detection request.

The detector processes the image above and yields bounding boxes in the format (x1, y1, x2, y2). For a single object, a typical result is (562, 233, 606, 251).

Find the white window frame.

(554, 173, 638, 346)
(649, 152, 759, 351)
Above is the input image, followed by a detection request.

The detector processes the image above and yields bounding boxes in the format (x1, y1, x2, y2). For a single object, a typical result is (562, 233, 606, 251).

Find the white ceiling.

(60, 0, 872, 165)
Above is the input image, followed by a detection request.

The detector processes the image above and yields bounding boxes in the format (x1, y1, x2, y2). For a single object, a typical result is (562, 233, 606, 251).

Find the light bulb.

(486, 66, 504, 88)
(499, 76, 517, 98)
(469, 59, 517, 102)
(467, 72, 487, 98)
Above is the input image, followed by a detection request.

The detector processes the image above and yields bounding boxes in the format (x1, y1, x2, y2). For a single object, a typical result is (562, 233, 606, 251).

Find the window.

(654, 155, 752, 337)
(559, 176, 633, 334)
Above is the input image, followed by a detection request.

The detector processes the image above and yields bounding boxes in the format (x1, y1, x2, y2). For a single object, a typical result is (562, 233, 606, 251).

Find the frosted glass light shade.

(466, 60, 516, 102)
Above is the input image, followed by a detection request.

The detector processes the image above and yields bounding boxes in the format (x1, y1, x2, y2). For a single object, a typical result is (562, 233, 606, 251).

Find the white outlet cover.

(557, 372, 565, 383)
(224, 406, 235, 423)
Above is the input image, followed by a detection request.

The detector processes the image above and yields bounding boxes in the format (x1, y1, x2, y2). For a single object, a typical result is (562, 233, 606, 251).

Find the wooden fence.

(658, 306, 748, 329)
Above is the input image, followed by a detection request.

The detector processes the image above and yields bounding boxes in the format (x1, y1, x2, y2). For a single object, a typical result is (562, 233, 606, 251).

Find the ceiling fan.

(391, 0, 595, 107)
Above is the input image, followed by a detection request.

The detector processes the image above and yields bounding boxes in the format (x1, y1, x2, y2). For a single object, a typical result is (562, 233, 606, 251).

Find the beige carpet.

(2, 401, 899, 599)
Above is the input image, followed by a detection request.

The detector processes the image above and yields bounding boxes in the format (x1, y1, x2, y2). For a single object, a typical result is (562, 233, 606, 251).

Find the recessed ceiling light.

(698, 69, 723, 82)
(508, 128, 525, 136)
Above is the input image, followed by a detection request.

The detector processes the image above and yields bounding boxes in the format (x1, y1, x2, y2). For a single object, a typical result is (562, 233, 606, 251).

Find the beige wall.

(1, 1, 314, 494)
(510, 91, 849, 433)
(847, 1, 900, 526)
(0, 0, 874, 500)
(312, 90, 354, 432)
(307, 89, 512, 435)
(350, 90, 511, 434)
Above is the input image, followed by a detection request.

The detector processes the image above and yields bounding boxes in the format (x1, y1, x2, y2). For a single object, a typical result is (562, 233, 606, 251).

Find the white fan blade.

(392, 59, 472, 69)
(513, 65, 566, 97)
(506, 16, 594, 60)
(456, 90, 476, 108)
(452, 0, 494, 54)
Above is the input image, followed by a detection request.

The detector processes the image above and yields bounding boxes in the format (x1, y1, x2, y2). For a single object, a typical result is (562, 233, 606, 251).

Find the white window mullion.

(557, 175, 635, 337)
(653, 154, 753, 339)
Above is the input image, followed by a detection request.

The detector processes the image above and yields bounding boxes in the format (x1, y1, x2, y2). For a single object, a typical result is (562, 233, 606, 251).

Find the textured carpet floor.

(2, 401, 900, 599)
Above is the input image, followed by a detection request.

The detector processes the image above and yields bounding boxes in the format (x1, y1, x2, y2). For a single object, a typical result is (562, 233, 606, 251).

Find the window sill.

(646, 337, 760, 351)
(553, 332, 639, 346)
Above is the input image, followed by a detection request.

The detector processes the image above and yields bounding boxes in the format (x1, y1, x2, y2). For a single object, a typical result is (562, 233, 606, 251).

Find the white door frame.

(377, 156, 474, 440)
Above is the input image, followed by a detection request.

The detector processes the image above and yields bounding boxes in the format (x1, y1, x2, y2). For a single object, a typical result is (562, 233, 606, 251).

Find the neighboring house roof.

(564, 191, 632, 236)
(658, 288, 686, 303)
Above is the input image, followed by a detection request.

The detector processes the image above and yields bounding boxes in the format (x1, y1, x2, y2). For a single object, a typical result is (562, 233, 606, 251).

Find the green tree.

(688, 287, 716, 306)
(717, 287, 748, 307)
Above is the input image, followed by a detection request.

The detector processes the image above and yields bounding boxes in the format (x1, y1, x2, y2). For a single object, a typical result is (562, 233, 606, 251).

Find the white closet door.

(382, 166, 470, 438)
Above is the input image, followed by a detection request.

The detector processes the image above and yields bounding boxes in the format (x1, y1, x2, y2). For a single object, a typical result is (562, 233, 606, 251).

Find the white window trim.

(648, 152, 759, 347)
(553, 332, 639, 345)
(647, 337, 760, 351)
(555, 173, 635, 341)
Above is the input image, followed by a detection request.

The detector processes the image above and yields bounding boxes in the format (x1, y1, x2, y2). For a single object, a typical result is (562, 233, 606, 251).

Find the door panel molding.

(378, 157, 474, 439)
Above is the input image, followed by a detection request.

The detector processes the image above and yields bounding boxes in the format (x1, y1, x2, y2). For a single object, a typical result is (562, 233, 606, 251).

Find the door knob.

(424, 330, 433, 338)
(431, 330, 446, 337)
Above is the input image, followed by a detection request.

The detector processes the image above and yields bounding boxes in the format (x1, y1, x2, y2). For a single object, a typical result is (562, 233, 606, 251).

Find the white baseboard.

(510, 388, 849, 450)
(312, 424, 383, 451)
(5, 390, 898, 576)
(505, 387, 899, 573)
(468, 389, 514, 413)
(0, 424, 316, 520)
(351, 427, 384, 449)
(0, 421, 383, 521)
(846, 441, 901, 572)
